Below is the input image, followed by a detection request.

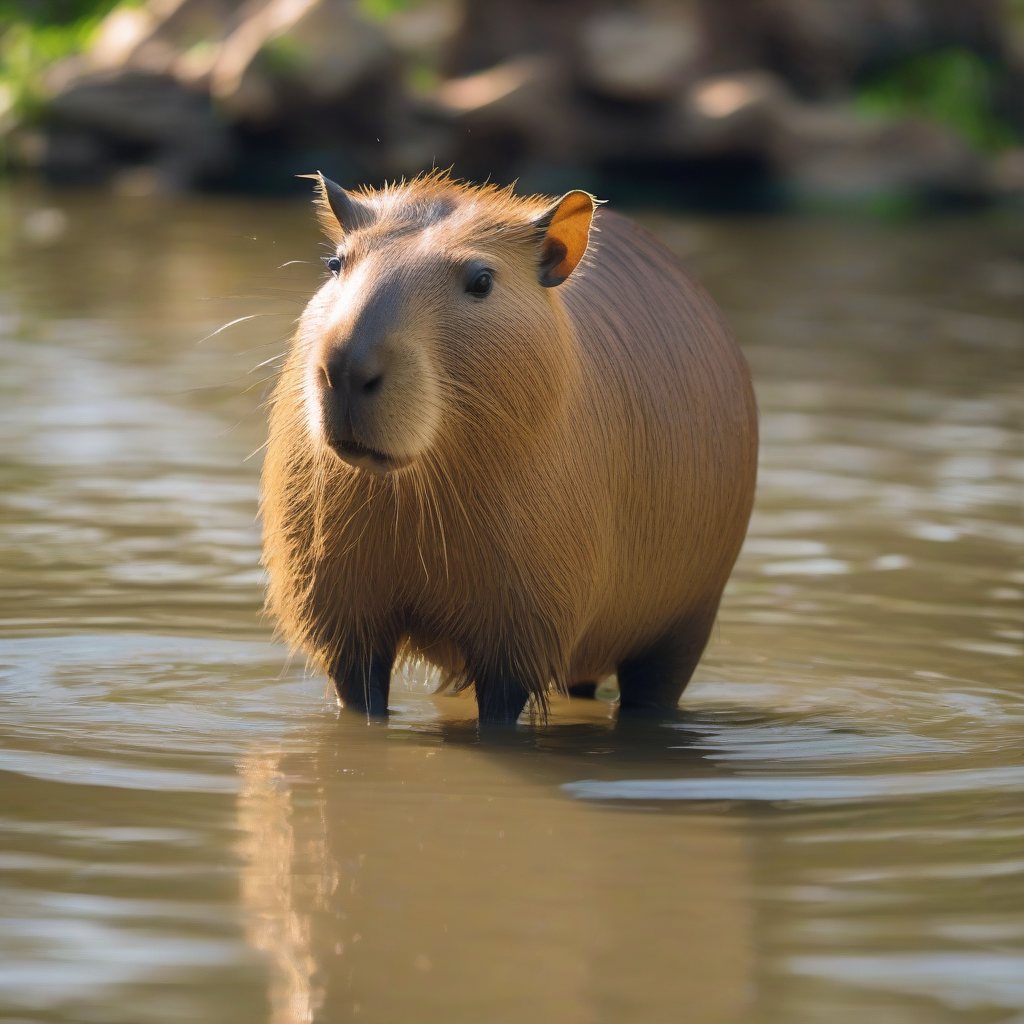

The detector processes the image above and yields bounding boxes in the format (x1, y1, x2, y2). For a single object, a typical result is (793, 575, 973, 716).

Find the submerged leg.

(331, 649, 395, 719)
(616, 611, 717, 717)
(475, 673, 532, 727)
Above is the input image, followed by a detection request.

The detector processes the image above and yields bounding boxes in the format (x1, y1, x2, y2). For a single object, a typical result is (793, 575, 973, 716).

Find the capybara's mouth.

(333, 438, 409, 471)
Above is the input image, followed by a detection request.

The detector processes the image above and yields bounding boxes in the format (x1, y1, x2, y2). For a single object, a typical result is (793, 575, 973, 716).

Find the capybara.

(261, 172, 757, 724)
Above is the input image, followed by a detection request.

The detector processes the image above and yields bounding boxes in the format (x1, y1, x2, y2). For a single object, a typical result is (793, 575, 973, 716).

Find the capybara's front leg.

(616, 610, 717, 717)
(331, 650, 394, 719)
(474, 674, 531, 726)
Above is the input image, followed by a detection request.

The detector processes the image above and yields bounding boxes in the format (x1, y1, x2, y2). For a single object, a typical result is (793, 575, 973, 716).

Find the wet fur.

(261, 175, 758, 718)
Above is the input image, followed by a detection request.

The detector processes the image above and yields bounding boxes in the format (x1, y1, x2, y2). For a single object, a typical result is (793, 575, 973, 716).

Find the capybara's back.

(261, 173, 757, 723)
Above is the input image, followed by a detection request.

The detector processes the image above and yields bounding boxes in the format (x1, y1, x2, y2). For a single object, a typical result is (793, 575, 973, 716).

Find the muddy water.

(0, 183, 1021, 1024)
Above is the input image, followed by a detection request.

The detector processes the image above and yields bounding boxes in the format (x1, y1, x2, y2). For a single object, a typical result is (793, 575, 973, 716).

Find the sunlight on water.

(0, 185, 1021, 1023)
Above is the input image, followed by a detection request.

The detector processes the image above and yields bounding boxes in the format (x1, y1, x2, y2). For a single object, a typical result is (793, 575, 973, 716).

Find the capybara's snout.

(309, 287, 441, 474)
(318, 329, 399, 470)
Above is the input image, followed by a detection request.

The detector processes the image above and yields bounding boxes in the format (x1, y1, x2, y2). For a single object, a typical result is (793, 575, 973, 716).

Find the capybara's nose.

(346, 350, 385, 399)
(320, 344, 387, 435)
(322, 350, 384, 397)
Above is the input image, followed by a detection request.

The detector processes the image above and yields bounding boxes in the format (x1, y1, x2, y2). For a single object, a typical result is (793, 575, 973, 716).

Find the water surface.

(1, 185, 1022, 1023)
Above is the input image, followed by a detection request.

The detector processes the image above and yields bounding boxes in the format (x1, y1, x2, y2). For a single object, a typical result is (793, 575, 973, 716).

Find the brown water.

(1, 183, 1022, 1024)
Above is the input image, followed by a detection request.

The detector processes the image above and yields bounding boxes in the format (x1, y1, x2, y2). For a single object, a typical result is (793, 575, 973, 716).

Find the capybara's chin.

(327, 436, 412, 474)
(315, 380, 431, 473)
(261, 171, 758, 727)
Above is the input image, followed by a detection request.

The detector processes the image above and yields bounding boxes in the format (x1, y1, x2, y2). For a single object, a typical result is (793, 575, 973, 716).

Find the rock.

(430, 55, 551, 118)
(698, 0, 1006, 98)
(52, 0, 392, 126)
(88, 6, 159, 72)
(441, 0, 594, 77)
(665, 69, 987, 202)
(209, 0, 389, 122)
(136, 0, 249, 83)
(665, 71, 788, 157)
(40, 125, 113, 185)
(22, 0, 1019, 201)
(378, 0, 463, 60)
(38, 0, 241, 190)
(423, 55, 575, 182)
(774, 104, 988, 202)
(579, 2, 702, 102)
(989, 148, 1024, 195)
(46, 72, 233, 190)
(46, 0, 249, 87)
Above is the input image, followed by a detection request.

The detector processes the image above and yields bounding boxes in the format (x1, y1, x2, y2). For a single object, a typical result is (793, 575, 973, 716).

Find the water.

(0, 183, 1021, 1024)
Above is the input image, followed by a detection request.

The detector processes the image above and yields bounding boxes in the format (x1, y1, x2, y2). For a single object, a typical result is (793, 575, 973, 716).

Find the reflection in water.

(235, 720, 753, 1023)
(238, 753, 324, 1024)
(0, 184, 1022, 1022)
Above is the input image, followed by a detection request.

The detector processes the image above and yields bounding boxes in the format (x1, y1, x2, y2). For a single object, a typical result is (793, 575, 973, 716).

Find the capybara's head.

(296, 172, 597, 474)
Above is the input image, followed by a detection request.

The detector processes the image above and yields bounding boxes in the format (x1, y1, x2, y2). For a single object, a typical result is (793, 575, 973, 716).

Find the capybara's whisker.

(239, 371, 284, 395)
(250, 352, 286, 371)
(197, 313, 279, 345)
(178, 369, 280, 395)
(243, 439, 271, 462)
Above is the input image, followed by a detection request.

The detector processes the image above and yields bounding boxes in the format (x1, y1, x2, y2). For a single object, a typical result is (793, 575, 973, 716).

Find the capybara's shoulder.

(563, 207, 735, 360)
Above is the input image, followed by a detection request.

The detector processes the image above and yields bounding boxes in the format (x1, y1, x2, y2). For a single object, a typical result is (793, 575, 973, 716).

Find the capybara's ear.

(533, 190, 598, 287)
(299, 172, 375, 240)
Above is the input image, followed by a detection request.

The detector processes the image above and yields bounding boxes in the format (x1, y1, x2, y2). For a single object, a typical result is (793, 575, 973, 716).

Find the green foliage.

(1006, 0, 1024, 26)
(358, 0, 419, 22)
(258, 32, 306, 77)
(0, 0, 124, 122)
(856, 47, 1018, 154)
(0, 0, 117, 28)
(2, 18, 87, 118)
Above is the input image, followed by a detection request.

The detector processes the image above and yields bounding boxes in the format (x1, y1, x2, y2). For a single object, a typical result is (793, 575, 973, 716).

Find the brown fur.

(260, 173, 758, 721)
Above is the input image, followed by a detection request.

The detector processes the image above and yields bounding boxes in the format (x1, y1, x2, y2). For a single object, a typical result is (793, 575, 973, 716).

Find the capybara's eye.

(466, 270, 493, 297)
(322, 256, 343, 276)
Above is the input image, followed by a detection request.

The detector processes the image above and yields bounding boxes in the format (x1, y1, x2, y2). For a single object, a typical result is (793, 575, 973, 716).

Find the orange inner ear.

(539, 191, 596, 287)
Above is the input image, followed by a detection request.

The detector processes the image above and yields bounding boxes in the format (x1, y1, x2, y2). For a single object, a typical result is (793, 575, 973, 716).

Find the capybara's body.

(261, 174, 757, 723)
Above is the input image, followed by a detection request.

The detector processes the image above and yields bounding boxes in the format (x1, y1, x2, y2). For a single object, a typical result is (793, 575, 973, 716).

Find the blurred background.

(2, 4, 1024, 1024)
(3, 0, 1024, 208)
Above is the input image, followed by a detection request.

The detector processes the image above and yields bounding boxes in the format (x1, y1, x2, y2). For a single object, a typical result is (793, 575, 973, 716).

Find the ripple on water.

(0, 195, 1022, 1023)
(562, 765, 1024, 802)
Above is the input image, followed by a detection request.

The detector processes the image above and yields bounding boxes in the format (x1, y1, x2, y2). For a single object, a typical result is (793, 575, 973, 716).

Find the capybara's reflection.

(237, 753, 326, 1024)
(237, 705, 753, 1024)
